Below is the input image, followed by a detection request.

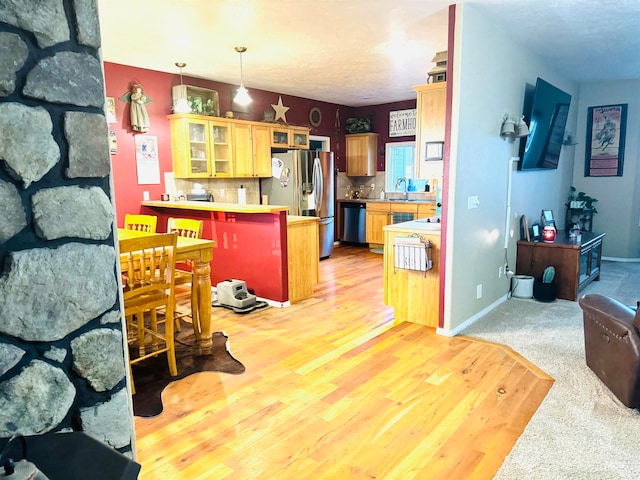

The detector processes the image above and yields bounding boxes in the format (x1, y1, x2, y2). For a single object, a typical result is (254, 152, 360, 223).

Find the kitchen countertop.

(142, 200, 289, 214)
(336, 198, 436, 204)
(287, 215, 319, 225)
(383, 219, 442, 233)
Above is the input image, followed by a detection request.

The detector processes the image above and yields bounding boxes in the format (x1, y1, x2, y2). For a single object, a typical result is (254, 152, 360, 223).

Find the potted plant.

(567, 186, 598, 231)
(567, 186, 598, 212)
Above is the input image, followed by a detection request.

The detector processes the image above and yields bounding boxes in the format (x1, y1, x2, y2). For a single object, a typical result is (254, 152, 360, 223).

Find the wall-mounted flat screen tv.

(519, 78, 571, 170)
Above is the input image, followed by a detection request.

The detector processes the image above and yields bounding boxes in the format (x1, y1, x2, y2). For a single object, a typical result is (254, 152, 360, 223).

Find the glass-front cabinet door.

(291, 126, 309, 149)
(210, 121, 232, 177)
(186, 119, 210, 177)
(270, 126, 290, 148)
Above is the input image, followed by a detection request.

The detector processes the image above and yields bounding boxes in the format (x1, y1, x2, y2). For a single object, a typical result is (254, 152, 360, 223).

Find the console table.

(516, 231, 605, 301)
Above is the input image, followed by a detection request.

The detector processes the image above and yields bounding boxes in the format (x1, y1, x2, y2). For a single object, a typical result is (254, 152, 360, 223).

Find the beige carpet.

(463, 261, 640, 479)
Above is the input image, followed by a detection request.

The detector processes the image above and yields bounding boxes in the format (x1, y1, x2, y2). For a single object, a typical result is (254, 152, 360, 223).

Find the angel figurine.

(120, 83, 152, 132)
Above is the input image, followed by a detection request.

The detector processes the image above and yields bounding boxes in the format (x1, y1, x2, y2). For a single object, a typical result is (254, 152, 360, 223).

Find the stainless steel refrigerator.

(260, 150, 335, 259)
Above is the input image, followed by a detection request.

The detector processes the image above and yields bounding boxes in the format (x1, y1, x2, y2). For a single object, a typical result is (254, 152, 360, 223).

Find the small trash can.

(534, 280, 557, 302)
(512, 275, 534, 298)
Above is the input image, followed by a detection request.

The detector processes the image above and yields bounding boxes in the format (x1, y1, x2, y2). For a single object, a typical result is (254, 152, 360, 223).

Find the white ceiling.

(97, 0, 640, 107)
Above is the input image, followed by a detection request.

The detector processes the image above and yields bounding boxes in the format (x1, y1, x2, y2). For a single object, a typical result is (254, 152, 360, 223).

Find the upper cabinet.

(169, 114, 309, 178)
(233, 122, 271, 177)
(413, 83, 446, 179)
(169, 114, 232, 178)
(270, 125, 309, 149)
(346, 133, 378, 177)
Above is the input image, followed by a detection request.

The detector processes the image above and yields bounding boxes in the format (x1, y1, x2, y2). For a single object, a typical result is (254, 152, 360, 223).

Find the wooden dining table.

(117, 228, 216, 354)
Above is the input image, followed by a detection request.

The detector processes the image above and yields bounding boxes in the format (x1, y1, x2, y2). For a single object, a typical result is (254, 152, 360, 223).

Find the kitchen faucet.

(395, 177, 408, 199)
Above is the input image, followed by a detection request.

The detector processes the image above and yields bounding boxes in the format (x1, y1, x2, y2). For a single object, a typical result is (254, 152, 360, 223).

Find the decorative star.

(271, 96, 290, 123)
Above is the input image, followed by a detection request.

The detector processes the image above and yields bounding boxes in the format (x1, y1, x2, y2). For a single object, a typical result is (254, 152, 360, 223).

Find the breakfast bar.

(141, 201, 317, 305)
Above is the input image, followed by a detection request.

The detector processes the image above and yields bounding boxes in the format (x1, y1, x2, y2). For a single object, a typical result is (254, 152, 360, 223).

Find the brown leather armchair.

(579, 293, 640, 408)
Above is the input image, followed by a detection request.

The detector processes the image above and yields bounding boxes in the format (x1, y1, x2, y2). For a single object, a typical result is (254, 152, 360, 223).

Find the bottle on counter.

(380, 189, 385, 199)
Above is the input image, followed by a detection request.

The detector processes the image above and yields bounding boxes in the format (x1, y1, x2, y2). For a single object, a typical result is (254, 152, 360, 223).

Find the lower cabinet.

(365, 202, 390, 244)
(366, 202, 433, 244)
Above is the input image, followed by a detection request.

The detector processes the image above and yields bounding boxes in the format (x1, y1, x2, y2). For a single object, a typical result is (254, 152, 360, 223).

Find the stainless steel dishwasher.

(341, 202, 366, 244)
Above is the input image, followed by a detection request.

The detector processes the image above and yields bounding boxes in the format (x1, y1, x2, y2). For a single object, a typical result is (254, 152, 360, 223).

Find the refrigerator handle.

(313, 156, 323, 217)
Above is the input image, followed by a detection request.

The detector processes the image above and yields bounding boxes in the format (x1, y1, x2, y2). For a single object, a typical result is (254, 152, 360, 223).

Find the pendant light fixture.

(233, 46, 252, 106)
(173, 62, 192, 113)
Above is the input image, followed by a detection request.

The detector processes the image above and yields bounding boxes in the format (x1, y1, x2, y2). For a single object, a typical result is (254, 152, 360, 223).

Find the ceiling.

(97, 0, 640, 107)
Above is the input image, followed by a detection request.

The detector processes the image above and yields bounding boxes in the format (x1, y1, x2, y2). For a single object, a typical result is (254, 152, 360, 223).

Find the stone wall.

(0, 0, 133, 454)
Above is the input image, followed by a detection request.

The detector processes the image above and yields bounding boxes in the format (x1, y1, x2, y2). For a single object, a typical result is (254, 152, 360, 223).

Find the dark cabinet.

(516, 231, 605, 301)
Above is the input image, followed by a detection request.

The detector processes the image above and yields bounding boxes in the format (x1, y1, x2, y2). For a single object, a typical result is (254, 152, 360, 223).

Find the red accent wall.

(353, 100, 418, 171)
(104, 62, 416, 225)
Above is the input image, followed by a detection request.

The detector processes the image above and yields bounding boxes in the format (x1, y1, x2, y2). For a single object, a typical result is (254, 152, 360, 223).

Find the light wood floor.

(134, 244, 553, 479)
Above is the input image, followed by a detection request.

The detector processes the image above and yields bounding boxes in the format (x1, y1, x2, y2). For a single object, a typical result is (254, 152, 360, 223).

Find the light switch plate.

(467, 195, 479, 209)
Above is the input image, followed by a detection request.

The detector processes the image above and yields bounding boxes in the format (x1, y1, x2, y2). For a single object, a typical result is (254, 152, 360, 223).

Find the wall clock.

(309, 107, 322, 127)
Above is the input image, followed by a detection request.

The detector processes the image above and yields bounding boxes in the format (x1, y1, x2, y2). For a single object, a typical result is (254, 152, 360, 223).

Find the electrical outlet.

(498, 266, 504, 278)
(220, 189, 224, 197)
(476, 284, 483, 299)
(371, 183, 375, 189)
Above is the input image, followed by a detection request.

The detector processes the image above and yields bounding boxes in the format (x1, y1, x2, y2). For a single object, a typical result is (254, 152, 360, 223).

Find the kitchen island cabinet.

(383, 220, 441, 327)
(287, 216, 319, 303)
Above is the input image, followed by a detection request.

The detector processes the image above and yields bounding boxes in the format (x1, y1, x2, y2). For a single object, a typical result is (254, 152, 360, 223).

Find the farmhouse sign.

(389, 109, 416, 137)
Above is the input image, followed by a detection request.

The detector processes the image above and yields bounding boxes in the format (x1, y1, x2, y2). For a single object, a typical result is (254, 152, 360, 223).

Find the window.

(385, 142, 415, 192)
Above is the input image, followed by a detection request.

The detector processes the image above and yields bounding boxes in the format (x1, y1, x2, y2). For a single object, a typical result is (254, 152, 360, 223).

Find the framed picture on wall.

(585, 104, 627, 177)
(425, 141, 444, 161)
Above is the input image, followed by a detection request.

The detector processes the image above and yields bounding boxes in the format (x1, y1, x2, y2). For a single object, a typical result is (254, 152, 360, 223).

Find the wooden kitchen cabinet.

(417, 203, 437, 218)
(383, 225, 440, 327)
(413, 83, 446, 179)
(346, 133, 378, 176)
(233, 122, 271, 177)
(168, 114, 232, 178)
(366, 202, 420, 244)
(270, 125, 310, 149)
(251, 124, 272, 176)
(366, 202, 390, 244)
(170, 113, 286, 179)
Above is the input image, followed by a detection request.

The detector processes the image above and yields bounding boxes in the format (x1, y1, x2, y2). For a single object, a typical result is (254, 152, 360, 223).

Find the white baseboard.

(602, 256, 640, 263)
(436, 294, 509, 337)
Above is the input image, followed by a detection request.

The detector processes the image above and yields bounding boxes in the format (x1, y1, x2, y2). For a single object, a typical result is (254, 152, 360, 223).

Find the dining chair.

(120, 232, 178, 393)
(167, 217, 204, 339)
(124, 213, 157, 233)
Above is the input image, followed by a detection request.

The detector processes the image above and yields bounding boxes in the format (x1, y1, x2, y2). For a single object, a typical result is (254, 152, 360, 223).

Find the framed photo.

(530, 222, 541, 242)
(425, 141, 444, 161)
(585, 104, 627, 177)
(541, 209, 555, 228)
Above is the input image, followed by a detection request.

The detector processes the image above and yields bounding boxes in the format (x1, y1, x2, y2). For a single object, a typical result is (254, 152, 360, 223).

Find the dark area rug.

(131, 326, 245, 417)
